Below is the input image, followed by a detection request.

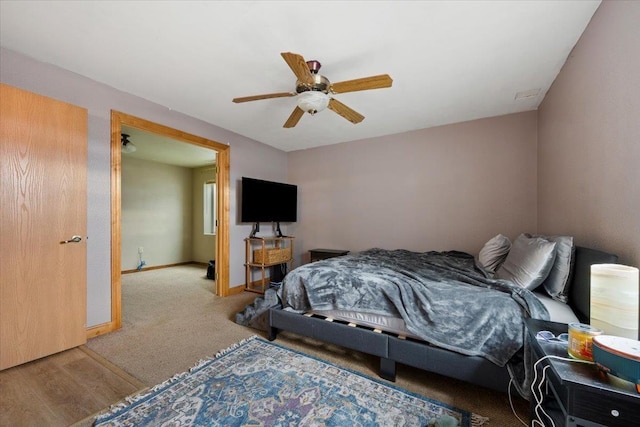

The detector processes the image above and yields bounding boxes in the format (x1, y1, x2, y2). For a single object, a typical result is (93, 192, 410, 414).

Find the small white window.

(203, 181, 216, 235)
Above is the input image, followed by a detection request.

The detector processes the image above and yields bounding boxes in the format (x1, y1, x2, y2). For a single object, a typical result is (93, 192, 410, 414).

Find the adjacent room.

(120, 126, 219, 275)
(1, 1, 638, 426)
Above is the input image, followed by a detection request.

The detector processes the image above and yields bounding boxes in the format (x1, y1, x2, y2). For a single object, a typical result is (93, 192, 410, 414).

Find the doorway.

(105, 111, 230, 333)
(120, 125, 217, 272)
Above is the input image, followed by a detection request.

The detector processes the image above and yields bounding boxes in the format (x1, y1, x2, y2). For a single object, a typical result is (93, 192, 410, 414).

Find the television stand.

(275, 222, 288, 238)
(245, 236, 294, 294)
(249, 222, 260, 238)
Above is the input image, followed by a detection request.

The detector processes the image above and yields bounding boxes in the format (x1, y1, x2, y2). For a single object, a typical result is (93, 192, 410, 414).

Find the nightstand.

(526, 318, 639, 427)
(309, 249, 349, 262)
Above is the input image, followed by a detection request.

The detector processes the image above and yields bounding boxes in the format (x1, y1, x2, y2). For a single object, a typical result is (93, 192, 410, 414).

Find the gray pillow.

(526, 233, 574, 303)
(495, 234, 557, 290)
(477, 234, 511, 275)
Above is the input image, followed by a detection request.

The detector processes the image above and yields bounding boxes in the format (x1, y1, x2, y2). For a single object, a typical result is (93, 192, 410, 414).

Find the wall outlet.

(138, 246, 144, 254)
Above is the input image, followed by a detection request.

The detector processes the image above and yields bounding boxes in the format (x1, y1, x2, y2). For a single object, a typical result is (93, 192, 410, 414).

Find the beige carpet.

(86, 264, 529, 426)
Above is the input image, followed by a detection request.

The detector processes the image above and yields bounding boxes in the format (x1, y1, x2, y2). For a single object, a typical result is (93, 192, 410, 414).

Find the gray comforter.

(279, 248, 549, 392)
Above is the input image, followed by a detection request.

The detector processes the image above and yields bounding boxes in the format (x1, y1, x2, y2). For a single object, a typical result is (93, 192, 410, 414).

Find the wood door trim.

(98, 111, 231, 337)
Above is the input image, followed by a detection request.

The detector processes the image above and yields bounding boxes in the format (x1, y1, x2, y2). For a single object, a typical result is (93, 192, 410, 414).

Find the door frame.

(103, 111, 230, 333)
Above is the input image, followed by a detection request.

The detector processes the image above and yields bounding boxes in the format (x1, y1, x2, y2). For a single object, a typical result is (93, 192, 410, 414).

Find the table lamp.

(590, 263, 639, 340)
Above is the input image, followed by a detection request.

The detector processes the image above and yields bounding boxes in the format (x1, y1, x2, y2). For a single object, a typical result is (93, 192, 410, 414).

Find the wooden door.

(0, 84, 88, 370)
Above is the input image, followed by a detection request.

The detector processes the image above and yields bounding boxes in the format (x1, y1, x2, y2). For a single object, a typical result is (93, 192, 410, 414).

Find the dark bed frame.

(268, 246, 618, 392)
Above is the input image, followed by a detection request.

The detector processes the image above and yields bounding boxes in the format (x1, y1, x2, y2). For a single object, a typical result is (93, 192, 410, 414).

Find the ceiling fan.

(232, 52, 393, 128)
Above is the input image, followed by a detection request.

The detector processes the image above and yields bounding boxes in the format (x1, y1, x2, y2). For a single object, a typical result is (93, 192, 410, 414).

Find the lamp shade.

(121, 142, 137, 153)
(296, 91, 329, 115)
(121, 133, 137, 153)
(590, 264, 639, 339)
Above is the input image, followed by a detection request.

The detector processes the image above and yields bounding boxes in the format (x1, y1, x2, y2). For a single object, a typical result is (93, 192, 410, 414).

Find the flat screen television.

(241, 177, 297, 236)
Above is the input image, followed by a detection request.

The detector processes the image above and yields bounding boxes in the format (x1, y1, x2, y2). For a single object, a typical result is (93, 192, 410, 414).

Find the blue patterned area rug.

(94, 336, 487, 427)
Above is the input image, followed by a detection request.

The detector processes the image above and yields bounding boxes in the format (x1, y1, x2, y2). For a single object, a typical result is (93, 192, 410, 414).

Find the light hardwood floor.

(0, 346, 144, 427)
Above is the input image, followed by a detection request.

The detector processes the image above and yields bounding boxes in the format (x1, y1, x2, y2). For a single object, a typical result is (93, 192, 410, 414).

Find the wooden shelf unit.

(245, 236, 294, 293)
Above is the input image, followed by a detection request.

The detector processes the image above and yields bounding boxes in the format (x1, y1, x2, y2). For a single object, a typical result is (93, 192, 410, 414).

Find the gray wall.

(538, 0, 640, 268)
(1, 47, 289, 327)
(288, 111, 538, 264)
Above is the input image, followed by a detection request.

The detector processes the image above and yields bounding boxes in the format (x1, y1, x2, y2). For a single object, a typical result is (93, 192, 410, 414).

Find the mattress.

(310, 290, 578, 340)
(533, 290, 579, 324)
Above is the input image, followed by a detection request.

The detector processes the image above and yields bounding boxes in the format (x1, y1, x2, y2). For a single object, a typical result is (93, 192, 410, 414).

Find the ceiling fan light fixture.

(233, 52, 390, 127)
(296, 91, 330, 115)
(121, 133, 137, 153)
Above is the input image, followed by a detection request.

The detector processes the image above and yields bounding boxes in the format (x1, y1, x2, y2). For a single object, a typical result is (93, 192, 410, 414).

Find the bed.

(267, 234, 618, 398)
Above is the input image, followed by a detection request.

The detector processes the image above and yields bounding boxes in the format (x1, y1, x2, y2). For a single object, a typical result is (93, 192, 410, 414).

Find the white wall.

(0, 47, 289, 327)
(121, 157, 193, 270)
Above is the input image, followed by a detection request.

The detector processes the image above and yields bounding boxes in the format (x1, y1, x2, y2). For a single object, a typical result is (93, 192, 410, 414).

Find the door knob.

(60, 235, 82, 244)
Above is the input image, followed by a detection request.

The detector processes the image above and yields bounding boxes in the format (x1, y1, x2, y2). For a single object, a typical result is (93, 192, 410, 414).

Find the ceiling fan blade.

(328, 98, 365, 124)
(283, 106, 305, 128)
(330, 74, 393, 94)
(281, 52, 314, 85)
(232, 92, 296, 103)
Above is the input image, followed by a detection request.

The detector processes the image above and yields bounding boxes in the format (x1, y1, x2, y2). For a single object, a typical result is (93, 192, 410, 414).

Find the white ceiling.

(121, 126, 217, 168)
(0, 1, 601, 152)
